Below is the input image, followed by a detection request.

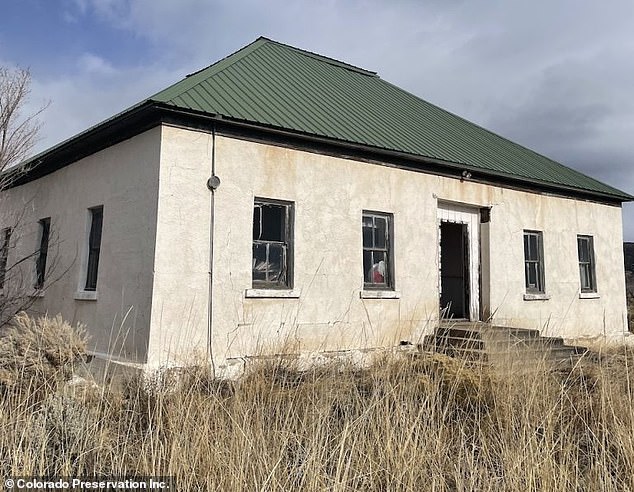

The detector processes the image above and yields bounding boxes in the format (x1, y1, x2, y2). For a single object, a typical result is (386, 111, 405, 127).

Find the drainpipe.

(207, 125, 221, 376)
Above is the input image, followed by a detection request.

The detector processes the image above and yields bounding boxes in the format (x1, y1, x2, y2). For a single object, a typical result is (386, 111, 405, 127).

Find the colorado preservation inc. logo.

(4, 477, 174, 490)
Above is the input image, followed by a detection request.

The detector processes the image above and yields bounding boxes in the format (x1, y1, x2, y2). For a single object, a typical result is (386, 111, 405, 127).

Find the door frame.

(437, 202, 481, 321)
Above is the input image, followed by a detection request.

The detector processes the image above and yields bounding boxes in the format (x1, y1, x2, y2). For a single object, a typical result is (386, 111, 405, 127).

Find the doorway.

(440, 221, 469, 319)
(437, 203, 481, 321)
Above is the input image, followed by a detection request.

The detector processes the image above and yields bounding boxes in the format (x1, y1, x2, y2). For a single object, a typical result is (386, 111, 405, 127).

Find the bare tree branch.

(0, 66, 58, 327)
(0, 66, 49, 190)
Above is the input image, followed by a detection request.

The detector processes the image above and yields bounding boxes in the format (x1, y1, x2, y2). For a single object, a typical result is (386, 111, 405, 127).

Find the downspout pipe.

(207, 125, 221, 376)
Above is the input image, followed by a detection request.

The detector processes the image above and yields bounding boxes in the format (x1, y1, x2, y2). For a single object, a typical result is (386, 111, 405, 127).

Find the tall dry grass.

(1, 314, 634, 490)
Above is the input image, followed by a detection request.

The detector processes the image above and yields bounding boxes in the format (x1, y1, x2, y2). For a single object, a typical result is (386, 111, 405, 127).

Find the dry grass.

(626, 271, 634, 332)
(2, 315, 634, 490)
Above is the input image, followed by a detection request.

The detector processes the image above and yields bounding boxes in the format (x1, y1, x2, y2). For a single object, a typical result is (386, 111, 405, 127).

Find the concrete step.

(425, 323, 588, 370)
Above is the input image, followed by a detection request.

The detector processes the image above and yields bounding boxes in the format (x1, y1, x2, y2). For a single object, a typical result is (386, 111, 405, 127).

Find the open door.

(437, 203, 481, 321)
(440, 221, 469, 318)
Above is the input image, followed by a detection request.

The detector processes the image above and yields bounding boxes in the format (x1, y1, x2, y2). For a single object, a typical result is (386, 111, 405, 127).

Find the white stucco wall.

(0, 127, 161, 362)
(145, 126, 213, 366)
(2, 123, 626, 369)
(148, 126, 628, 367)
(485, 188, 627, 341)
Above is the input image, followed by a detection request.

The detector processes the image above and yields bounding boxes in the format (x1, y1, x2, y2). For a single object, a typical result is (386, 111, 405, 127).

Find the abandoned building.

(0, 37, 632, 371)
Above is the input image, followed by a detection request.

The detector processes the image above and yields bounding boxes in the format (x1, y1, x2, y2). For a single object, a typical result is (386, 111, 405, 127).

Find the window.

(35, 218, 51, 289)
(252, 199, 293, 289)
(577, 235, 597, 293)
(524, 230, 545, 294)
(0, 228, 11, 290)
(84, 206, 103, 291)
(362, 211, 394, 290)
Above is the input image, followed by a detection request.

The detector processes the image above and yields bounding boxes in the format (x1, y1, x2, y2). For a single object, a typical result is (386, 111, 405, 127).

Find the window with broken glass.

(252, 199, 293, 289)
(523, 230, 545, 294)
(362, 212, 394, 289)
(577, 235, 597, 293)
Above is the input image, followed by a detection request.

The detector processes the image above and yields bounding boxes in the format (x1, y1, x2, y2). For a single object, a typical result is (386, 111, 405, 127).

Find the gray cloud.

(7, 0, 634, 238)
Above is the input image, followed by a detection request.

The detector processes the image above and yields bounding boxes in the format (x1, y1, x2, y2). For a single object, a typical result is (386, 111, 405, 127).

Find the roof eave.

(7, 101, 633, 205)
(154, 103, 634, 205)
(6, 101, 160, 187)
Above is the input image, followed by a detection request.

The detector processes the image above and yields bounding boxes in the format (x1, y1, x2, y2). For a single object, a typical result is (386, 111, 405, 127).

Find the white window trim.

(74, 290, 98, 301)
(579, 292, 601, 299)
(361, 290, 401, 299)
(245, 288, 301, 298)
(523, 293, 551, 301)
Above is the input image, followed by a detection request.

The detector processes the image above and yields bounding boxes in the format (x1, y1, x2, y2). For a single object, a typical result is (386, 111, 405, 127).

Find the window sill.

(245, 288, 301, 299)
(523, 293, 551, 301)
(579, 292, 600, 299)
(74, 291, 98, 301)
(361, 290, 401, 299)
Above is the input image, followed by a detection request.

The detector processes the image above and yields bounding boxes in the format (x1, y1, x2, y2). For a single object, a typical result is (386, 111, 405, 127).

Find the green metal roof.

(21, 37, 631, 201)
(147, 37, 631, 201)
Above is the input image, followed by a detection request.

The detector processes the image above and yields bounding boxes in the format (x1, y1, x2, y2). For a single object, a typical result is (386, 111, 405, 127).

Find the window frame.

(34, 218, 51, 290)
(523, 230, 545, 294)
(252, 198, 294, 290)
(81, 206, 103, 293)
(362, 211, 395, 291)
(0, 227, 11, 291)
(577, 235, 597, 294)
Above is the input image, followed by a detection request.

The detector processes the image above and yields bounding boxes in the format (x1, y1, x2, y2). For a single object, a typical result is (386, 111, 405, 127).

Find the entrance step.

(421, 322, 588, 370)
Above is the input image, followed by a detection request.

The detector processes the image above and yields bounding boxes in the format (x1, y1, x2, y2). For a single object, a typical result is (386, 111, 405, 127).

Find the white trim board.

(437, 202, 481, 321)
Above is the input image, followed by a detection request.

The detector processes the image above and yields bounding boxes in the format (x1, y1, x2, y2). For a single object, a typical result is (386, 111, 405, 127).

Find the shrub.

(0, 312, 87, 395)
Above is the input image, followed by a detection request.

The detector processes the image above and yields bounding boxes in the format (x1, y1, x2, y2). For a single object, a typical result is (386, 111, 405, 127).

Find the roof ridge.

(261, 37, 378, 77)
(184, 37, 268, 79)
(149, 36, 379, 106)
(148, 37, 270, 103)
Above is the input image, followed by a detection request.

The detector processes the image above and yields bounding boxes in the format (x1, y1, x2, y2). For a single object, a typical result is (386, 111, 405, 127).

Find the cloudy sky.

(2, 0, 633, 239)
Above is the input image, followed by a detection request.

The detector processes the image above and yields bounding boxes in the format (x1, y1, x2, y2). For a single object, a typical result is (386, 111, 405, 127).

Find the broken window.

(35, 218, 51, 289)
(0, 227, 11, 290)
(363, 211, 394, 289)
(524, 230, 545, 294)
(84, 206, 103, 291)
(252, 199, 293, 288)
(577, 235, 597, 293)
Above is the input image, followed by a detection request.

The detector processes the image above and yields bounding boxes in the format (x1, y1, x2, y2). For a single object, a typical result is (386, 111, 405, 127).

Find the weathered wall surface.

(484, 188, 627, 341)
(145, 131, 625, 365)
(146, 126, 213, 366)
(9, 123, 624, 368)
(0, 128, 161, 362)
(211, 134, 441, 361)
